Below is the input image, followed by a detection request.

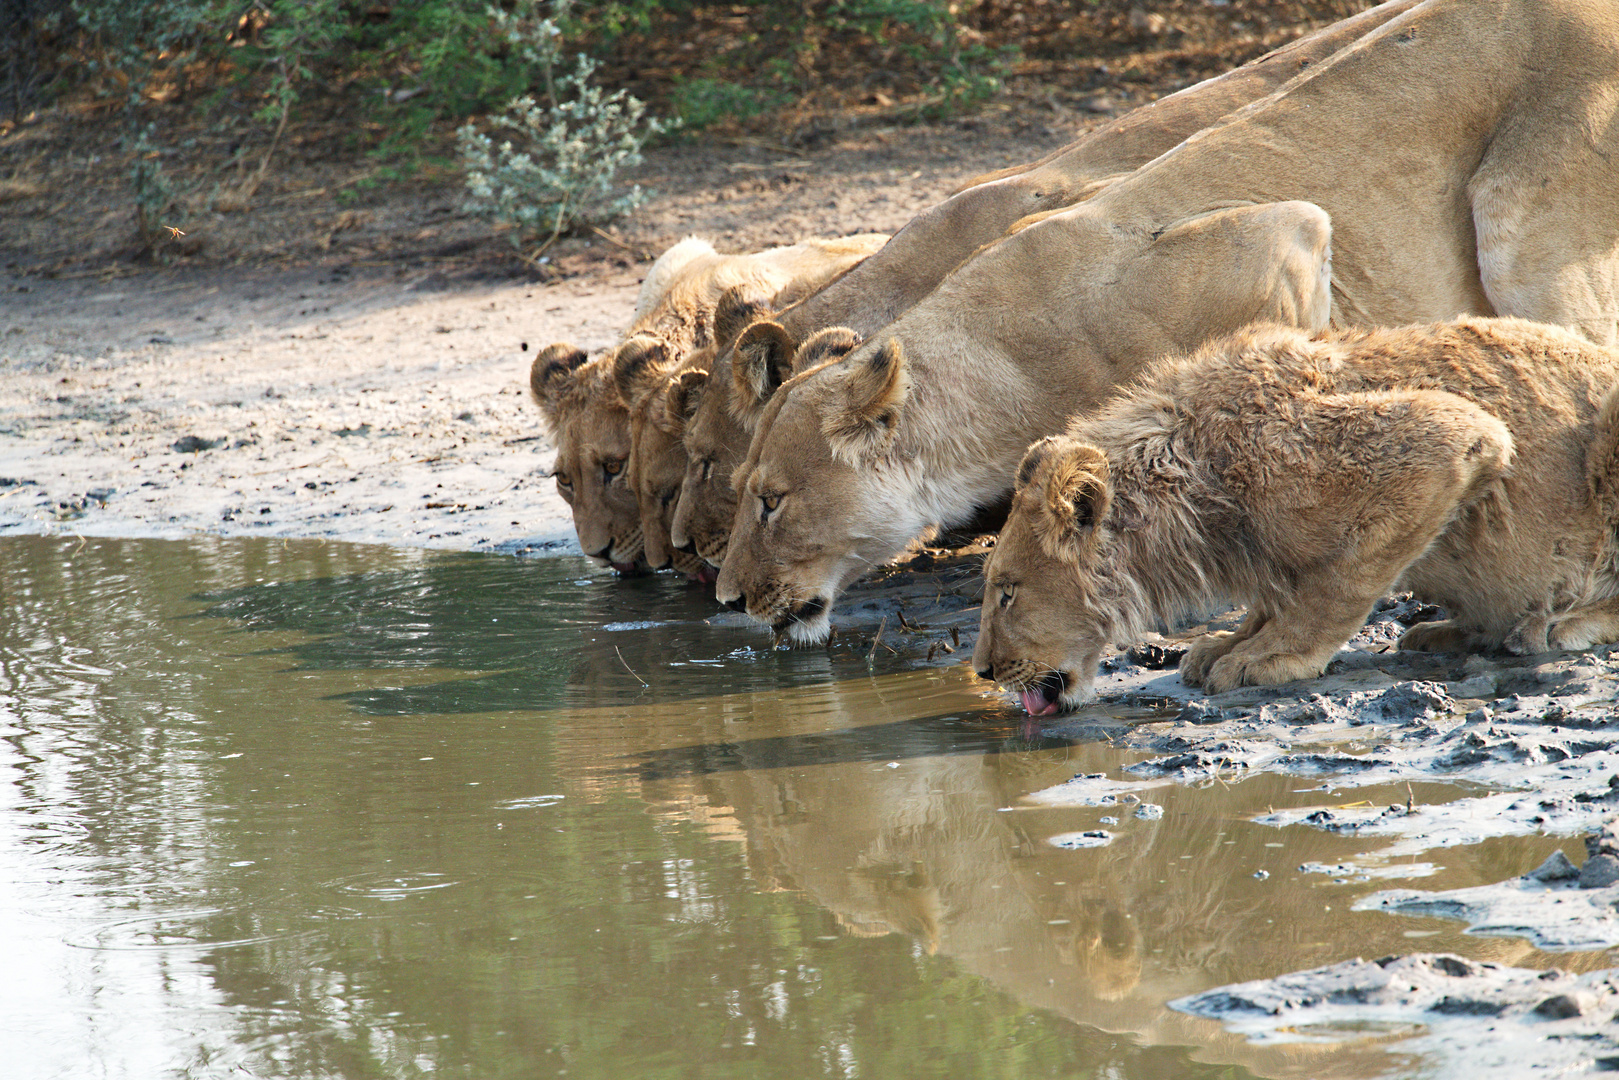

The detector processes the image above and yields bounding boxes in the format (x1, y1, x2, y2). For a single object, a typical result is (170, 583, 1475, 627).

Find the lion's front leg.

(1200, 592, 1384, 695)
(1205, 648, 1338, 694)
(1502, 612, 1553, 655)
(1179, 610, 1267, 687)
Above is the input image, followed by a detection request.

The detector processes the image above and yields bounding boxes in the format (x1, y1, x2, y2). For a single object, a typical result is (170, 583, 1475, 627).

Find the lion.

(752, 0, 1421, 347)
(626, 284, 784, 578)
(974, 318, 1619, 712)
(716, 0, 1619, 643)
(529, 233, 886, 570)
(663, 0, 1419, 566)
(665, 323, 866, 569)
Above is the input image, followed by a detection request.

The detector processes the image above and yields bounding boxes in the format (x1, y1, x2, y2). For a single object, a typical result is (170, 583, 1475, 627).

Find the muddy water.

(0, 536, 1604, 1080)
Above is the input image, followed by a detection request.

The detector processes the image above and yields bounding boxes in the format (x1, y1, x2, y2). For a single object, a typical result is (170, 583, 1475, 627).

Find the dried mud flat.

(7, 92, 1619, 1080)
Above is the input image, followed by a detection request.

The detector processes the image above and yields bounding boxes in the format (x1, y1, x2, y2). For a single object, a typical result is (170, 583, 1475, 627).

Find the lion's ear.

(610, 334, 670, 409)
(661, 368, 709, 439)
(731, 320, 798, 422)
(1042, 441, 1112, 554)
(793, 326, 862, 373)
(1015, 436, 1061, 492)
(529, 342, 590, 426)
(822, 338, 910, 464)
(712, 284, 773, 352)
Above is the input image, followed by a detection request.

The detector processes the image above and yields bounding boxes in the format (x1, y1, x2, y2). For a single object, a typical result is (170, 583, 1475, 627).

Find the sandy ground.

(0, 113, 1070, 551)
(0, 263, 632, 551)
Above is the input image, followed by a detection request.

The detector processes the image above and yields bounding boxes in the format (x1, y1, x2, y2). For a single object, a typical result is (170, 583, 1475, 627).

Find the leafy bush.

(22, 0, 1011, 255)
(456, 2, 671, 252)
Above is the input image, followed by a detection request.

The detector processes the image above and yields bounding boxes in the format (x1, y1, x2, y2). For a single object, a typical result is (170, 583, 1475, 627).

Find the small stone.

(1533, 991, 1594, 1019)
(1135, 803, 1164, 821)
(1178, 700, 1223, 725)
(1579, 853, 1619, 889)
(1430, 956, 1475, 978)
(1375, 681, 1454, 723)
(170, 434, 226, 454)
(1128, 643, 1186, 670)
(1447, 673, 1496, 699)
(1527, 850, 1580, 882)
(1587, 818, 1619, 859)
(1252, 869, 1269, 880)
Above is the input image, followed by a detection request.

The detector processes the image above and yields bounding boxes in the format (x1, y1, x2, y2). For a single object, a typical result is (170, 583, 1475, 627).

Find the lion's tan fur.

(668, 325, 865, 569)
(666, 0, 1417, 564)
(761, 0, 1420, 346)
(718, 0, 1619, 642)
(975, 318, 1619, 710)
(530, 233, 885, 568)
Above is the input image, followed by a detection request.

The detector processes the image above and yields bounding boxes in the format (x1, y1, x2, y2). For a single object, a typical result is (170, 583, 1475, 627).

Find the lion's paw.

(1397, 619, 1472, 654)
(1203, 651, 1322, 694)
(1548, 612, 1619, 652)
(1180, 632, 1240, 687)
(1503, 617, 1551, 656)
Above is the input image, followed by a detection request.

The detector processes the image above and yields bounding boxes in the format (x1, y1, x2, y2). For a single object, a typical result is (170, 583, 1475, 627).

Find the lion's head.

(627, 361, 712, 580)
(973, 436, 1145, 714)
(626, 284, 779, 579)
(714, 334, 910, 644)
(669, 320, 862, 571)
(531, 334, 679, 572)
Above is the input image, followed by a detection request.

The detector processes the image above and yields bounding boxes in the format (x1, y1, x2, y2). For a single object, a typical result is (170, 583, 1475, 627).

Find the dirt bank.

(0, 106, 1073, 551)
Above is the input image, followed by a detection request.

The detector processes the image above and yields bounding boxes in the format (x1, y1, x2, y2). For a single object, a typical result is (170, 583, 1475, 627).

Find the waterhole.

(0, 536, 1600, 1079)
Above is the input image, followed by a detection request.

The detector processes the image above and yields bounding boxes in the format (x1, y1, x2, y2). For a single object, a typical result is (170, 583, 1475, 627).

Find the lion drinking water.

(974, 318, 1619, 714)
(718, 0, 1619, 645)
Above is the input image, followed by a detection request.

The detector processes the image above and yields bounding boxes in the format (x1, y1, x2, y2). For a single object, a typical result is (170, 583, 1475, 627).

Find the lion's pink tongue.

(1020, 687, 1059, 717)
(694, 565, 718, 585)
(610, 561, 637, 574)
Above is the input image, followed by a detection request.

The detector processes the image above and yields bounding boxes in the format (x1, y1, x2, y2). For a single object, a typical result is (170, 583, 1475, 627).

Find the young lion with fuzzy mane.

(974, 318, 1619, 715)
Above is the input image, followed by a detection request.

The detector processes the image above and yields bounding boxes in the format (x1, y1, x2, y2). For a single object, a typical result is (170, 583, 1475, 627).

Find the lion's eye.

(660, 488, 677, 508)
(602, 458, 625, 479)
(998, 583, 1016, 609)
(700, 459, 714, 482)
(553, 473, 572, 489)
(760, 493, 782, 518)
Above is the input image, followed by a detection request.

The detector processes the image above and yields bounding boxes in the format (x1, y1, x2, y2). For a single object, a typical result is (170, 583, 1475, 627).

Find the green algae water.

(0, 536, 1603, 1080)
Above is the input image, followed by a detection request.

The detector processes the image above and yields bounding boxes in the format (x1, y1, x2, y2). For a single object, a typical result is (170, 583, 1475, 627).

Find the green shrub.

(456, 2, 671, 253)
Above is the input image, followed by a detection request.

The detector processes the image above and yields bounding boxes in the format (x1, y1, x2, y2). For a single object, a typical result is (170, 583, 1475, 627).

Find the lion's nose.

(586, 543, 611, 560)
(724, 593, 748, 613)
(974, 664, 993, 680)
(674, 538, 698, 555)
